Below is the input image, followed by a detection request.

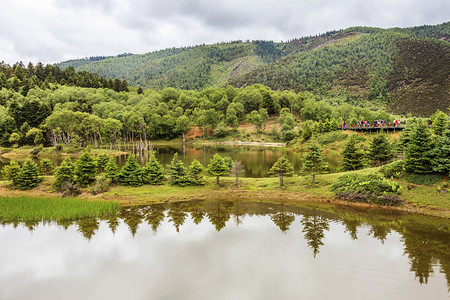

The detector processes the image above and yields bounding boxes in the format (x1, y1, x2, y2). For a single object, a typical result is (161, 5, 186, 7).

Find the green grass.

(0, 196, 120, 222)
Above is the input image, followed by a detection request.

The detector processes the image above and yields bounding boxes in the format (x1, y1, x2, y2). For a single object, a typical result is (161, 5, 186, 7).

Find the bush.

(330, 173, 402, 206)
(89, 174, 111, 195)
(405, 174, 442, 186)
(60, 182, 81, 197)
(30, 144, 43, 155)
(379, 160, 405, 179)
(318, 131, 348, 145)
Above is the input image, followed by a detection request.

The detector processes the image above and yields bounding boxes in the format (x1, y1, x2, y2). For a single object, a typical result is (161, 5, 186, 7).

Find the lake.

(0, 144, 340, 177)
(0, 200, 448, 300)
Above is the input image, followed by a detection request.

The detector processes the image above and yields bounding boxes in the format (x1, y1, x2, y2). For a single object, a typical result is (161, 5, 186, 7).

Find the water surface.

(0, 200, 448, 300)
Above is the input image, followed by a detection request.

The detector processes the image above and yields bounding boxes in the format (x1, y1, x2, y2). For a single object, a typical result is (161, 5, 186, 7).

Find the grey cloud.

(0, 0, 448, 64)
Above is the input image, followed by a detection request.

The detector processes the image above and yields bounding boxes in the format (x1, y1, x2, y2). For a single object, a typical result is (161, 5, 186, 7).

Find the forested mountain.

(57, 22, 449, 116)
(0, 62, 129, 95)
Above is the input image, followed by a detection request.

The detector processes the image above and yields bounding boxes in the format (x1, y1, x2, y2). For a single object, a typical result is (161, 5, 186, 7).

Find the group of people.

(342, 119, 400, 128)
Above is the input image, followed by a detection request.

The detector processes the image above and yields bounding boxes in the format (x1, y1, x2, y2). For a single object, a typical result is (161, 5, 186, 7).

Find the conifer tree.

(368, 132, 394, 166)
(17, 159, 42, 190)
(118, 154, 144, 186)
(1, 160, 21, 186)
(143, 153, 165, 185)
(268, 156, 294, 187)
(430, 127, 450, 175)
(52, 158, 75, 191)
(105, 156, 119, 183)
(74, 151, 98, 187)
(404, 122, 434, 174)
(340, 136, 366, 171)
(167, 153, 188, 186)
(96, 154, 110, 169)
(207, 153, 230, 185)
(430, 110, 448, 136)
(40, 158, 54, 175)
(188, 159, 205, 185)
(302, 141, 328, 186)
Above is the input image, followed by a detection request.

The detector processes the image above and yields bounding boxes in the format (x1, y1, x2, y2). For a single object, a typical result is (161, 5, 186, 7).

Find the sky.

(0, 0, 448, 65)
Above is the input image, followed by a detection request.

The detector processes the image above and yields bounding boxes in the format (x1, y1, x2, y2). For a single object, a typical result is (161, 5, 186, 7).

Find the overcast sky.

(0, 0, 448, 65)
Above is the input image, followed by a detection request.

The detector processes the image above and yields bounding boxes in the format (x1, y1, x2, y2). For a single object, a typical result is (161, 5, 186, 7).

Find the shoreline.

(1, 181, 448, 219)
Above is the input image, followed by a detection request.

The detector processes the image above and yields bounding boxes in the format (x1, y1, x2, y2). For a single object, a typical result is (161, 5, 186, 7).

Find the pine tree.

(1, 160, 21, 186)
(340, 136, 366, 171)
(430, 110, 448, 136)
(96, 154, 110, 169)
(188, 159, 205, 185)
(105, 156, 119, 183)
(368, 132, 394, 166)
(118, 154, 144, 186)
(302, 141, 328, 186)
(17, 159, 42, 190)
(268, 156, 294, 187)
(52, 158, 75, 191)
(74, 151, 98, 187)
(40, 158, 54, 175)
(404, 122, 434, 174)
(143, 153, 165, 185)
(207, 153, 230, 185)
(430, 126, 450, 175)
(167, 153, 188, 186)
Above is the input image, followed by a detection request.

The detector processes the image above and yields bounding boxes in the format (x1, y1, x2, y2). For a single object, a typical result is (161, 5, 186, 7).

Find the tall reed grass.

(0, 196, 120, 221)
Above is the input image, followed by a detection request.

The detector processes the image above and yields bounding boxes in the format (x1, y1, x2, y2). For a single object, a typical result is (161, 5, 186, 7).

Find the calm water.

(0, 200, 448, 300)
(0, 144, 340, 177)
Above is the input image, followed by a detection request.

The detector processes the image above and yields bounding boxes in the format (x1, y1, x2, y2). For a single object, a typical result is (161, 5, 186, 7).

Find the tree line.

(0, 61, 129, 97)
(0, 82, 396, 149)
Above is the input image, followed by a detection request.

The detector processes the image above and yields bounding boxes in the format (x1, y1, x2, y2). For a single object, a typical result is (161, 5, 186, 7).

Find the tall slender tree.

(302, 141, 328, 186)
(404, 122, 434, 174)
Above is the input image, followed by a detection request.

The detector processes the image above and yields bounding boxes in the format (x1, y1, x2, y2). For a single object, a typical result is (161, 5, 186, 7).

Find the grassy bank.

(2, 164, 447, 218)
(0, 196, 120, 222)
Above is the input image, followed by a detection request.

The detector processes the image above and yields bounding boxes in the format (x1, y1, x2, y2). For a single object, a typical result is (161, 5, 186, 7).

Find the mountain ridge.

(57, 22, 450, 116)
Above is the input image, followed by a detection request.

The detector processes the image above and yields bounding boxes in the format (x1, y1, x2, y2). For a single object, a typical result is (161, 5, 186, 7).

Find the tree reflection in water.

(3, 199, 449, 288)
(300, 214, 330, 258)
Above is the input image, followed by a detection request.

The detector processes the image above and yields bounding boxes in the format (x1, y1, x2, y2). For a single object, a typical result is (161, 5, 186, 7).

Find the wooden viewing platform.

(338, 126, 404, 133)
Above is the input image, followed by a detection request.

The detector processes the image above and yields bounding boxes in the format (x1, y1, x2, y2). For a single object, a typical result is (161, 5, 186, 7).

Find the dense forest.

(57, 22, 450, 116)
(0, 62, 129, 95)
(0, 77, 394, 149)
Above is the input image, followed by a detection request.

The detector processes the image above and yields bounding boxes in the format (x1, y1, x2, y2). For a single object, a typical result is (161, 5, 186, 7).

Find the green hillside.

(57, 22, 450, 116)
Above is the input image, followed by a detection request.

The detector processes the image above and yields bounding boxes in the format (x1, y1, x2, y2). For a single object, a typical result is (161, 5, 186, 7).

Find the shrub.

(90, 174, 111, 195)
(379, 160, 405, 179)
(318, 131, 348, 145)
(1, 160, 21, 185)
(30, 144, 43, 155)
(214, 122, 228, 138)
(330, 173, 402, 206)
(60, 182, 81, 197)
(405, 174, 442, 186)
